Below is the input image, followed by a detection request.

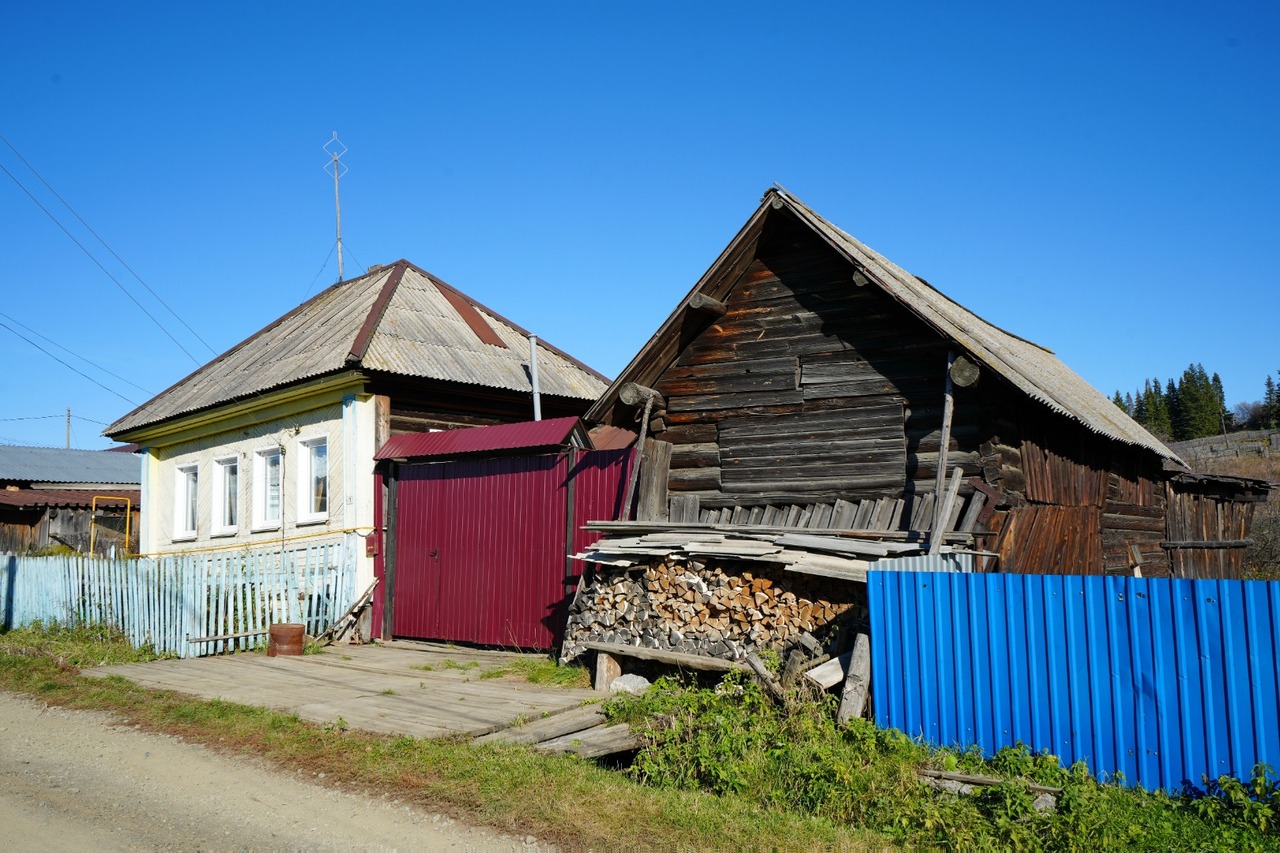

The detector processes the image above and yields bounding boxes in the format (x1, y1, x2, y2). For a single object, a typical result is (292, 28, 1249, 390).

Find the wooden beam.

(930, 350, 956, 536)
(619, 382, 662, 407)
(686, 292, 728, 317)
(836, 633, 871, 724)
(929, 467, 964, 556)
(581, 640, 752, 674)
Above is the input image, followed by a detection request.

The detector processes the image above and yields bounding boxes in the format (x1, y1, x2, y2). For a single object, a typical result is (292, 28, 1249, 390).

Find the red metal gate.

(374, 448, 630, 650)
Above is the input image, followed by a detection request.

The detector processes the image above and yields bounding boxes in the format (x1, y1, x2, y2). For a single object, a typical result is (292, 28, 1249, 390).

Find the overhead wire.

(0, 311, 153, 396)
(0, 319, 138, 405)
(0, 133, 218, 357)
(0, 159, 201, 365)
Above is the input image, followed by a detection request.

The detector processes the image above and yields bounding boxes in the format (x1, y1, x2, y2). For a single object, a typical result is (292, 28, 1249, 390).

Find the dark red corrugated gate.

(373, 444, 631, 650)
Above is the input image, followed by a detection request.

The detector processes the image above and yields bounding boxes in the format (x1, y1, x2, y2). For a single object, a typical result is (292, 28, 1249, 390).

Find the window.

(213, 457, 238, 535)
(173, 463, 198, 539)
(297, 436, 328, 523)
(254, 447, 282, 529)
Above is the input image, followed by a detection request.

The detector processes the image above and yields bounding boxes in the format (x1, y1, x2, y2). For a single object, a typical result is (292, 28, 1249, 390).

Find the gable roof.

(587, 187, 1182, 465)
(0, 445, 141, 485)
(106, 261, 610, 437)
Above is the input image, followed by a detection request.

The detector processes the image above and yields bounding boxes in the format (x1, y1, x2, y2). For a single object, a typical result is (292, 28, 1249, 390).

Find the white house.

(105, 260, 608, 591)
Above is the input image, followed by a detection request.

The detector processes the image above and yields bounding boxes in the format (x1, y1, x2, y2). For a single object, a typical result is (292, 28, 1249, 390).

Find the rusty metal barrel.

(267, 623, 305, 657)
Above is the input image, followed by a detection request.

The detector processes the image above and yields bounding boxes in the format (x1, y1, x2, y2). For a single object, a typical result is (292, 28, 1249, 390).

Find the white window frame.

(253, 446, 283, 531)
(173, 462, 198, 540)
(296, 435, 329, 525)
(212, 455, 239, 536)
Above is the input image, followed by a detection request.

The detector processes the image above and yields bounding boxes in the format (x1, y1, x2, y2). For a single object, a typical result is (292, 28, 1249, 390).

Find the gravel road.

(0, 691, 552, 852)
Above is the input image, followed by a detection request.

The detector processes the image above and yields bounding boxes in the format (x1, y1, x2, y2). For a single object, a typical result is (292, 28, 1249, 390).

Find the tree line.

(1111, 365, 1280, 442)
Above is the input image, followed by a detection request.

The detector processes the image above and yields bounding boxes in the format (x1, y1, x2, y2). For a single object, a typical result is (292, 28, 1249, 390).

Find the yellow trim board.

(114, 373, 369, 448)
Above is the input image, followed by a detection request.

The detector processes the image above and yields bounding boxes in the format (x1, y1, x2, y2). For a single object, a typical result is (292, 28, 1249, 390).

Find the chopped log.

(836, 632, 871, 724)
(594, 650, 622, 692)
(620, 382, 662, 407)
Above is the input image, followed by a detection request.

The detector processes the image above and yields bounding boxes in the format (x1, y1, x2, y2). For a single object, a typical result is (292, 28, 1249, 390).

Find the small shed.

(372, 417, 638, 650)
(0, 445, 140, 555)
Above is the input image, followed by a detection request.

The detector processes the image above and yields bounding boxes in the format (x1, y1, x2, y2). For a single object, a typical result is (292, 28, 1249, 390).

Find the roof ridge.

(347, 260, 408, 364)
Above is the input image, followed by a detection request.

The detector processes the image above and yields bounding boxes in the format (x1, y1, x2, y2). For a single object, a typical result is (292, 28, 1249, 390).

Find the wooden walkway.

(87, 641, 601, 740)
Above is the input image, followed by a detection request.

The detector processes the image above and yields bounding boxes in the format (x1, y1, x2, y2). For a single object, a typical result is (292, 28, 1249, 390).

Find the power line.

(0, 414, 61, 422)
(0, 160, 201, 365)
(0, 319, 138, 405)
(1, 133, 218, 357)
(0, 311, 153, 396)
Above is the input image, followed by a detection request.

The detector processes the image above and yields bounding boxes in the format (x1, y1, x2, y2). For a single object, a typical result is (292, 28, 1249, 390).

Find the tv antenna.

(323, 132, 348, 281)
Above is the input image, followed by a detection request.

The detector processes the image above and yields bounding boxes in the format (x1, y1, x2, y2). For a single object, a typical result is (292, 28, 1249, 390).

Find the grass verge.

(0, 624, 889, 852)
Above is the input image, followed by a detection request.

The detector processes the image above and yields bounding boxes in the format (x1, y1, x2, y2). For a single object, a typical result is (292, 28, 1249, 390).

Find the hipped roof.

(587, 188, 1183, 465)
(107, 261, 609, 437)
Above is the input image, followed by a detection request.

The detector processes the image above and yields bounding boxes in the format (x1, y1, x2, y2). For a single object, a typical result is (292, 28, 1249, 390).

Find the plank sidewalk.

(87, 640, 600, 739)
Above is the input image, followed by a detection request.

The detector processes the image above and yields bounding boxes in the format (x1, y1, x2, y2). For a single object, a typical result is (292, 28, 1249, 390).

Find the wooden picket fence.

(1, 534, 360, 658)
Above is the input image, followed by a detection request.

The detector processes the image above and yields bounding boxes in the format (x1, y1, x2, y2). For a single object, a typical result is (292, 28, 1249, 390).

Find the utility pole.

(323, 133, 348, 282)
(65, 407, 71, 449)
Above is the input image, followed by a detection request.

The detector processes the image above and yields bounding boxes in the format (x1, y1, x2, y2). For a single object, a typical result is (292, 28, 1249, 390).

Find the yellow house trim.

(114, 372, 369, 449)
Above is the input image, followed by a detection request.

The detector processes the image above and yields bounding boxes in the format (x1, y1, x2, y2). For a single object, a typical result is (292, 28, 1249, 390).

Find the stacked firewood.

(562, 558, 858, 663)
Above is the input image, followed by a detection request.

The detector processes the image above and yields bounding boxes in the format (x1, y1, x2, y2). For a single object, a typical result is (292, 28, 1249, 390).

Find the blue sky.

(2, 2, 1276, 449)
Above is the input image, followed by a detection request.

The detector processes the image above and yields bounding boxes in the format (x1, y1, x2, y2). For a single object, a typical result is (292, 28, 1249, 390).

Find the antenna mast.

(323, 132, 348, 281)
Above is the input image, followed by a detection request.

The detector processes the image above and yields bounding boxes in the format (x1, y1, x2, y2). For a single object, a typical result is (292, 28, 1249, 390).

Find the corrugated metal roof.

(107, 261, 609, 437)
(375, 417, 587, 460)
(0, 488, 139, 509)
(0, 445, 140, 485)
(774, 189, 1182, 463)
(588, 188, 1181, 464)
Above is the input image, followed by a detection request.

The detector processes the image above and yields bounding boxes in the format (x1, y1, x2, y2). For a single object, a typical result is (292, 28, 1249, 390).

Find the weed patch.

(606, 673, 1280, 851)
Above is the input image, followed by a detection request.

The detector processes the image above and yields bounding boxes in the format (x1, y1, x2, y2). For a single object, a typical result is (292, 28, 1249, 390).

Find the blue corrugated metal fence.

(1, 534, 359, 658)
(868, 571, 1280, 792)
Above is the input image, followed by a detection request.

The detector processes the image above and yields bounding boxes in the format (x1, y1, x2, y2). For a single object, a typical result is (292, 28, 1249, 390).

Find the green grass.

(478, 656, 592, 688)
(6, 624, 1276, 851)
(0, 624, 889, 851)
(605, 673, 1280, 851)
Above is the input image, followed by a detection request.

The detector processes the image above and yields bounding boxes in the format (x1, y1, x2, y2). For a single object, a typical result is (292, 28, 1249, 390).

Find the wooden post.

(931, 350, 956, 539)
(836, 632, 871, 725)
(594, 650, 622, 692)
(382, 463, 398, 641)
(929, 467, 964, 556)
(636, 438, 672, 521)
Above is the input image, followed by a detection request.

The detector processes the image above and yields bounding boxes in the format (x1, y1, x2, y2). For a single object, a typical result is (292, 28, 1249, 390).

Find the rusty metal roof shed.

(107, 261, 609, 437)
(375, 417, 590, 461)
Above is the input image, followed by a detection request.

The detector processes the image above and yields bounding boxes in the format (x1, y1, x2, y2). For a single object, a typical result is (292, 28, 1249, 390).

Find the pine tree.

(1112, 390, 1127, 411)
(1265, 373, 1279, 428)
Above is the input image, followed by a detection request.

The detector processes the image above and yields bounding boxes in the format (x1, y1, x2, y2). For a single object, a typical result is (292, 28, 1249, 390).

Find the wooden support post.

(382, 463, 398, 640)
(594, 650, 622, 692)
(836, 632, 871, 725)
(929, 467, 964, 556)
(931, 350, 956, 539)
(619, 382, 661, 407)
(636, 438, 672, 521)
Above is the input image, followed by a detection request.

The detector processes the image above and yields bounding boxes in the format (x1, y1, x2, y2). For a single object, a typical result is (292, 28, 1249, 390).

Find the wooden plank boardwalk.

(87, 640, 601, 740)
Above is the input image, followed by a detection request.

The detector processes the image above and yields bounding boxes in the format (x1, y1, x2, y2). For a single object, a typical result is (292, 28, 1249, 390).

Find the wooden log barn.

(586, 187, 1270, 580)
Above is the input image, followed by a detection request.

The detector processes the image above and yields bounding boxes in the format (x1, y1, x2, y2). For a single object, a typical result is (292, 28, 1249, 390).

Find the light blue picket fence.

(1, 534, 360, 658)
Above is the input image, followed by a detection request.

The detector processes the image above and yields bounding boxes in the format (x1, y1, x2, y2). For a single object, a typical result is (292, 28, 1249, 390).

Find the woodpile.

(563, 557, 860, 664)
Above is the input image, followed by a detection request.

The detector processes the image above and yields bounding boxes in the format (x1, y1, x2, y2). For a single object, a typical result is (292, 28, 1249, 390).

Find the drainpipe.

(529, 334, 542, 421)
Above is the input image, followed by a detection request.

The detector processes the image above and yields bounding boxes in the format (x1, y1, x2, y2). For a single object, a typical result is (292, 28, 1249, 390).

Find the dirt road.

(0, 691, 551, 852)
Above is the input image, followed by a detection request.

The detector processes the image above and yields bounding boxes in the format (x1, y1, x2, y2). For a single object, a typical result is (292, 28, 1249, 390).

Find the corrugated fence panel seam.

(869, 571, 1280, 792)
